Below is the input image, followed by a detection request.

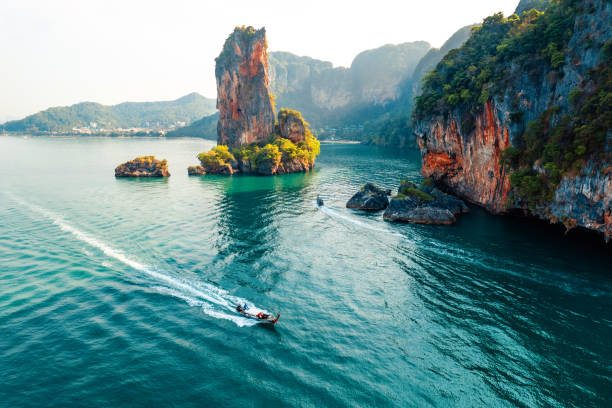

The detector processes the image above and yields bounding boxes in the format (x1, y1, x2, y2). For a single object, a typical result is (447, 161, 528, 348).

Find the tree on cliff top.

(216, 26, 266, 67)
(414, 0, 578, 118)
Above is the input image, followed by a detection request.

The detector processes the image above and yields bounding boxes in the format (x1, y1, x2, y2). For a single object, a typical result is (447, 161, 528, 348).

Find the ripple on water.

(0, 140, 610, 407)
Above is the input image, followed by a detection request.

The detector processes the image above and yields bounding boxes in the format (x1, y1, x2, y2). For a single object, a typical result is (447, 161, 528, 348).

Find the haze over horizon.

(1, 0, 518, 121)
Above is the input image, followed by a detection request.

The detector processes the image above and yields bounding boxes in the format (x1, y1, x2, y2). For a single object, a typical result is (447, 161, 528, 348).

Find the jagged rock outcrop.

(216, 26, 275, 148)
(190, 27, 320, 177)
(115, 156, 170, 177)
(346, 183, 391, 211)
(187, 165, 206, 176)
(278, 109, 306, 143)
(383, 179, 469, 224)
(414, 0, 611, 240)
(417, 100, 512, 213)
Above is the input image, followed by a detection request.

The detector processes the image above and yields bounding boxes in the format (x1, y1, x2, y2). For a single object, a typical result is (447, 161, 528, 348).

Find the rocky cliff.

(268, 42, 431, 128)
(216, 26, 275, 148)
(278, 109, 306, 143)
(414, 0, 611, 240)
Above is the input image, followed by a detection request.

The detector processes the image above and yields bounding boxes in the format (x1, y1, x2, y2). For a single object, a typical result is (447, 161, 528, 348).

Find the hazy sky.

(0, 0, 518, 121)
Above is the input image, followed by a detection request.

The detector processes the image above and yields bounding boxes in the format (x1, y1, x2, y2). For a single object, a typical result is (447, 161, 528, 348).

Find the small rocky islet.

(119, 26, 319, 179)
(383, 179, 469, 224)
(346, 178, 469, 225)
(115, 156, 170, 177)
(346, 183, 391, 211)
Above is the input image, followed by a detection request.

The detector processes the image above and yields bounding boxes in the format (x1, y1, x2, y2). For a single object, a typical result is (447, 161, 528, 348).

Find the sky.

(0, 0, 518, 122)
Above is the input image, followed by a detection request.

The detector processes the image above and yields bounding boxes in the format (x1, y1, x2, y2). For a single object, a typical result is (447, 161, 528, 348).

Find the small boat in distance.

(316, 195, 324, 206)
(236, 304, 280, 325)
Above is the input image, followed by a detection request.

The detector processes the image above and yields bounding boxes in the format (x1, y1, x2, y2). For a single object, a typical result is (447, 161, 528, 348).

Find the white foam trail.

(7, 193, 267, 327)
(316, 202, 401, 236)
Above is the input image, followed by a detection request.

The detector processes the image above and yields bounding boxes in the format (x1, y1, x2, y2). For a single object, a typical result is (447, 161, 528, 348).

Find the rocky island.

(346, 183, 391, 211)
(383, 179, 469, 224)
(115, 156, 170, 177)
(189, 26, 320, 176)
(414, 0, 611, 240)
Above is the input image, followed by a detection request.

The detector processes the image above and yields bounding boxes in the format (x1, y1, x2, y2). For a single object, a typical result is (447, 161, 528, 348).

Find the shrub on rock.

(115, 156, 170, 177)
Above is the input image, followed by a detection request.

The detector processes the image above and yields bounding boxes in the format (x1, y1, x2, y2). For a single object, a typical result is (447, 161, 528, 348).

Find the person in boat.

(236, 304, 248, 312)
(256, 312, 270, 319)
(316, 195, 324, 206)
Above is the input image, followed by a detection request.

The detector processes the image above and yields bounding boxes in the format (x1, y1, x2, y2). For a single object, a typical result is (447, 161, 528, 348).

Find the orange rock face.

(215, 27, 275, 148)
(417, 100, 511, 213)
(278, 111, 306, 144)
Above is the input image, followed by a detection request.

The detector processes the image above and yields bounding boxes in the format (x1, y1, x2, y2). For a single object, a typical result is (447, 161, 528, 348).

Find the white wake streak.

(7, 193, 265, 327)
(316, 202, 400, 236)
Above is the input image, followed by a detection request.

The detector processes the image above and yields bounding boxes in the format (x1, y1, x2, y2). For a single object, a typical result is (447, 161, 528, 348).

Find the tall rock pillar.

(215, 26, 275, 148)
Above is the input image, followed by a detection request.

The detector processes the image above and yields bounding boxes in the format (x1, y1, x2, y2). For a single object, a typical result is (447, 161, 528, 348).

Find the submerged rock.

(346, 183, 390, 211)
(383, 179, 468, 224)
(115, 156, 170, 177)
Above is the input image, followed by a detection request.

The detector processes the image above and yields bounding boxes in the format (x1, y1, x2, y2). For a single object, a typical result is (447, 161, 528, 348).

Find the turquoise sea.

(0, 136, 610, 407)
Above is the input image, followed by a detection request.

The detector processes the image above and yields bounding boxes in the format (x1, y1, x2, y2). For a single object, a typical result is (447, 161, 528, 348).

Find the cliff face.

(278, 110, 306, 143)
(268, 42, 431, 125)
(417, 100, 512, 213)
(215, 26, 275, 148)
(415, 0, 611, 240)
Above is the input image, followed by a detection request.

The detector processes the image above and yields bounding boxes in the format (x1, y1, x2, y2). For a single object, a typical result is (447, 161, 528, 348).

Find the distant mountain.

(268, 41, 432, 128)
(1, 92, 216, 133)
(355, 25, 475, 146)
(264, 31, 476, 146)
(165, 112, 218, 139)
(173, 42, 432, 142)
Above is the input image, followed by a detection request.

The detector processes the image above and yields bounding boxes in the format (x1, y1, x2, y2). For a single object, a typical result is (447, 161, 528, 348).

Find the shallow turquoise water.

(0, 136, 610, 407)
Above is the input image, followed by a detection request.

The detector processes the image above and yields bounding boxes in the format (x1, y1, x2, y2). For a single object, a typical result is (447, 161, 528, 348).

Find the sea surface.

(0, 136, 610, 407)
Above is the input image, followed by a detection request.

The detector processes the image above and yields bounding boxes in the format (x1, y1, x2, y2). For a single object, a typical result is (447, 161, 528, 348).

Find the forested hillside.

(414, 0, 611, 239)
(1, 93, 216, 133)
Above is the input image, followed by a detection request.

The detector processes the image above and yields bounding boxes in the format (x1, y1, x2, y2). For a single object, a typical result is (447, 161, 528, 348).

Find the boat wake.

(7, 193, 268, 327)
(315, 202, 401, 236)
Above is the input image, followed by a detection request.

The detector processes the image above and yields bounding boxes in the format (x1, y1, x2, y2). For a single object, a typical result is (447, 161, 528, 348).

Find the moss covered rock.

(383, 178, 468, 224)
(115, 156, 170, 177)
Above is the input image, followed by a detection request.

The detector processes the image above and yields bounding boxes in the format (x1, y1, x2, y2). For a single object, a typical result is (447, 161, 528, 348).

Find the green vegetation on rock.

(197, 145, 235, 168)
(420, 177, 434, 188)
(504, 54, 611, 209)
(196, 108, 320, 174)
(400, 187, 435, 202)
(217, 26, 264, 67)
(416, 0, 611, 211)
(415, 1, 578, 118)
